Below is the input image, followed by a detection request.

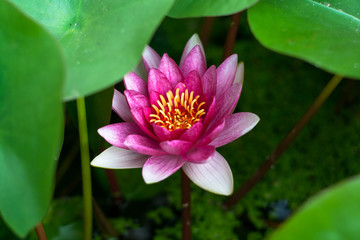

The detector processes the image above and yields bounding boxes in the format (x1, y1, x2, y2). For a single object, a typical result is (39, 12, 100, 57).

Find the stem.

(223, 12, 242, 60)
(181, 170, 191, 240)
(77, 97, 93, 240)
(225, 75, 343, 209)
(200, 17, 215, 48)
(35, 222, 47, 240)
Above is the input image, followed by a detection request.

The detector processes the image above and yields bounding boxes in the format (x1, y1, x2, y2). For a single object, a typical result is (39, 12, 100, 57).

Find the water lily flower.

(91, 34, 259, 195)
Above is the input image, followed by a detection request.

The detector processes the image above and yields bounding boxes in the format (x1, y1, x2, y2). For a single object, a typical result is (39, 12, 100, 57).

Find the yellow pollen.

(149, 88, 206, 131)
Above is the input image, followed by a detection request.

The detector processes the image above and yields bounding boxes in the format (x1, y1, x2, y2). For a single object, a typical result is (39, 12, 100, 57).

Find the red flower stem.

(35, 222, 47, 240)
(76, 97, 93, 239)
(105, 169, 123, 207)
(181, 170, 191, 240)
(225, 75, 343, 209)
(223, 12, 242, 60)
(200, 17, 215, 48)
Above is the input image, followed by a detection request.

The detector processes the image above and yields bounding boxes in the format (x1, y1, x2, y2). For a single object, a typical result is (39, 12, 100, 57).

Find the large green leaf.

(10, 0, 175, 100)
(269, 175, 360, 240)
(248, 0, 360, 79)
(0, 1, 64, 237)
(168, 0, 259, 18)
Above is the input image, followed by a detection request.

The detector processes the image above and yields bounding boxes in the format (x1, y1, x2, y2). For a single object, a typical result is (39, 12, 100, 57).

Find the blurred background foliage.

(1, 13, 359, 239)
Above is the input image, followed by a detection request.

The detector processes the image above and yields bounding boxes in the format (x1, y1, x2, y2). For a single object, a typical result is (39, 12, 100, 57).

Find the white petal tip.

(234, 62, 245, 85)
(183, 152, 234, 196)
(91, 146, 147, 169)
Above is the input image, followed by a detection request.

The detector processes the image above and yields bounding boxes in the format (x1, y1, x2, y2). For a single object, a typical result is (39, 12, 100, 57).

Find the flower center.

(149, 88, 206, 131)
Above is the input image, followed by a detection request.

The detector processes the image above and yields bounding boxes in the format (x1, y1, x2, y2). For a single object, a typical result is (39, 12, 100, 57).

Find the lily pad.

(248, 0, 360, 79)
(168, 0, 259, 18)
(0, 0, 64, 237)
(10, 0, 175, 100)
(269, 175, 360, 240)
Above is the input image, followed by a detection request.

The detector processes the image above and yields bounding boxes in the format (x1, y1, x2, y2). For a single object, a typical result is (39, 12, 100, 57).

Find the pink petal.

(112, 89, 133, 122)
(210, 83, 242, 129)
(196, 119, 225, 147)
(181, 45, 206, 78)
(174, 82, 187, 93)
(216, 54, 238, 98)
(183, 151, 233, 196)
(124, 134, 166, 156)
(149, 90, 162, 106)
(180, 34, 205, 67)
(202, 97, 216, 130)
(211, 112, 260, 148)
(158, 53, 183, 88)
(180, 122, 203, 142)
(124, 90, 150, 109)
(183, 70, 202, 96)
(124, 72, 148, 96)
(234, 62, 244, 85)
(160, 140, 193, 155)
(91, 146, 148, 169)
(153, 123, 185, 141)
(142, 46, 161, 73)
(142, 155, 186, 183)
(98, 123, 144, 149)
(130, 107, 158, 140)
(183, 145, 215, 163)
(148, 69, 173, 96)
(201, 65, 217, 102)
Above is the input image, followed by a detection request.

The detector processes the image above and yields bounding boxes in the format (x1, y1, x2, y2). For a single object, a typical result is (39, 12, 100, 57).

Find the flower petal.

(148, 68, 173, 96)
(183, 151, 233, 196)
(124, 134, 166, 156)
(211, 112, 260, 148)
(201, 65, 217, 102)
(91, 146, 148, 169)
(210, 83, 242, 129)
(158, 53, 183, 88)
(234, 62, 244, 85)
(180, 34, 205, 67)
(202, 97, 216, 130)
(124, 90, 150, 109)
(153, 123, 185, 141)
(196, 119, 225, 147)
(142, 155, 186, 183)
(124, 72, 148, 96)
(180, 122, 203, 142)
(98, 123, 144, 149)
(183, 70, 202, 96)
(181, 45, 206, 77)
(130, 107, 158, 140)
(112, 89, 133, 122)
(142, 45, 161, 73)
(216, 54, 238, 98)
(133, 59, 148, 80)
(160, 140, 193, 155)
(183, 145, 215, 163)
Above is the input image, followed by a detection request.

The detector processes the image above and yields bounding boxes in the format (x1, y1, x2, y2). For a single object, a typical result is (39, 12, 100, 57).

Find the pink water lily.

(91, 34, 259, 195)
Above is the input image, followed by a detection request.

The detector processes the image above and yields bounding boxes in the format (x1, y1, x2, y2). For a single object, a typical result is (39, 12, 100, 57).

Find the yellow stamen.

(149, 87, 206, 131)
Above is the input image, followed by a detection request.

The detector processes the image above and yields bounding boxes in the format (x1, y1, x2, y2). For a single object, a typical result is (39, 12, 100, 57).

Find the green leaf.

(269, 175, 360, 240)
(248, 0, 360, 79)
(0, 1, 64, 237)
(10, 0, 175, 100)
(168, 0, 259, 18)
